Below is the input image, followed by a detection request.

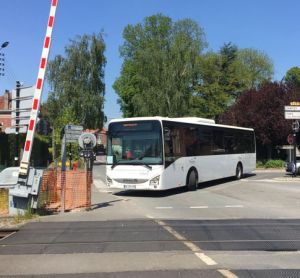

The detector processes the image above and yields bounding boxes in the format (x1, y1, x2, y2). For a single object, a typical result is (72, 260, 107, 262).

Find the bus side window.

(164, 127, 173, 156)
(197, 127, 212, 156)
(212, 130, 225, 154)
(185, 127, 198, 156)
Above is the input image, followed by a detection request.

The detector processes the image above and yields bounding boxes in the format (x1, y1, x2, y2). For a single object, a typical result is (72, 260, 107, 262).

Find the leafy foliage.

(186, 43, 274, 119)
(264, 159, 285, 168)
(284, 67, 300, 88)
(114, 15, 274, 119)
(45, 33, 106, 129)
(0, 133, 50, 167)
(114, 14, 207, 117)
(220, 82, 300, 158)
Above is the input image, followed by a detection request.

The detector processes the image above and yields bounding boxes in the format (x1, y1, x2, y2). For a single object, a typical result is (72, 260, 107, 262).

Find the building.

(0, 90, 11, 133)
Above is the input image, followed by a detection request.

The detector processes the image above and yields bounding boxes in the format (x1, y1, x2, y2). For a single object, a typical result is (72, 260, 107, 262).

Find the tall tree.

(193, 44, 274, 119)
(284, 66, 300, 88)
(235, 48, 274, 90)
(192, 52, 231, 118)
(220, 82, 300, 159)
(114, 14, 207, 117)
(45, 33, 106, 129)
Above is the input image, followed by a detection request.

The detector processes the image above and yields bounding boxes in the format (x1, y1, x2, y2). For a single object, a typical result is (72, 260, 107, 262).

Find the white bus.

(106, 117, 256, 191)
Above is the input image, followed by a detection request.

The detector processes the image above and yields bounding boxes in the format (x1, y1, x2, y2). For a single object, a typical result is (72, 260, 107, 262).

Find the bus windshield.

(107, 120, 163, 166)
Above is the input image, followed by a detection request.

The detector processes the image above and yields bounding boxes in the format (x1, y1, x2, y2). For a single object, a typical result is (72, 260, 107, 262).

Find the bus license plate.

(124, 184, 136, 189)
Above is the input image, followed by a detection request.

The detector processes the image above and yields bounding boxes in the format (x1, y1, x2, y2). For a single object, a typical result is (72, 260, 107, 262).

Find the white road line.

(155, 206, 173, 209)
(225, 205, 244, 208)
(154, 219, 217, 266)
(190, 206, 209, 209)
(218, 269, 239, 278)
(195, 253, 218, 266)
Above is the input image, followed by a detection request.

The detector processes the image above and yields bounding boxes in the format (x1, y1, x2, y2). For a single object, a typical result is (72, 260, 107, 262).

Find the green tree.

(220, 82, 300, 159)
(193, 44, 274, 119)
(284, 66, 300, 88)
(192, 52, 231, 118)
(45, 33, 106, 129)
(234, 48, 274, 91)
(114, 14, 207, 117)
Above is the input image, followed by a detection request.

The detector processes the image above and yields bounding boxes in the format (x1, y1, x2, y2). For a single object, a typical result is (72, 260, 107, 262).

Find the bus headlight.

(149, 175, 160, 188)
(107, 176, 112, 187)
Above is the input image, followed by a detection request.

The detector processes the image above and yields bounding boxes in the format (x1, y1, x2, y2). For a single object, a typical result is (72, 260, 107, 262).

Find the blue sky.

(0, 0, 299, 121)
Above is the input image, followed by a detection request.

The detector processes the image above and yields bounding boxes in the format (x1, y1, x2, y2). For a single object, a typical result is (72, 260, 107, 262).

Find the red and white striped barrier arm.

(18, 0, 58, 183)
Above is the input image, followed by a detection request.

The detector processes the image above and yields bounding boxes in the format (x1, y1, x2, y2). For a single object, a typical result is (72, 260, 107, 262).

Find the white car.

(286, 160, 300, 175)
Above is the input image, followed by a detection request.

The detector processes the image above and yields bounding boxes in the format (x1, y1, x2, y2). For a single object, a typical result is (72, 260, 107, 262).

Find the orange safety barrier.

(39, 168, 92, 213)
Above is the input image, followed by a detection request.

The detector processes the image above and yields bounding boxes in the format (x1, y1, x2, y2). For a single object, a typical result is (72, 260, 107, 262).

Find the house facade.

(0, 90, 11, 133)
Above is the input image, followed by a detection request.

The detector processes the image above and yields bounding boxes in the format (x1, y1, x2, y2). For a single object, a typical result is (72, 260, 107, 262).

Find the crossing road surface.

(0, 168, 300, 277)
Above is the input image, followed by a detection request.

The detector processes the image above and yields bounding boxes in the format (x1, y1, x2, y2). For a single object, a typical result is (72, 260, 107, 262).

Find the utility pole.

(15, 81, 21, 166)
(292, 120, 299, 176)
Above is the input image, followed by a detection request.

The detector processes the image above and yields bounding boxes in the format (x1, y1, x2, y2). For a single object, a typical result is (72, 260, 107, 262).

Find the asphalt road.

(0, 167, 300, 277)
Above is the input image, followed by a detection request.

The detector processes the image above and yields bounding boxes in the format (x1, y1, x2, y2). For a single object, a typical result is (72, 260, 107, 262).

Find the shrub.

(264, 159, 285, 168)
(256, 160, 265, 168)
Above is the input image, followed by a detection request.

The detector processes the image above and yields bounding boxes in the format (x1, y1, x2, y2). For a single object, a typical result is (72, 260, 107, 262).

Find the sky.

(0, 0, 299, 121)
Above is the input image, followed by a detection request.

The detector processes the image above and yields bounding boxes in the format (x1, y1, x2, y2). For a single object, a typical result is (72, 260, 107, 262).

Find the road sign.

(287, 134, 294, 145)
(78, 132, 97, 149)
(64, 125, 83, 143)
(285, 106, 300, 119)
(5, 85, 35, 134)
(65, 124, 83, 131)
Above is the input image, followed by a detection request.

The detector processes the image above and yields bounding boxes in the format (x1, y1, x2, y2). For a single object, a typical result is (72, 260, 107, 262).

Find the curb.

(254, 169, 285, 173)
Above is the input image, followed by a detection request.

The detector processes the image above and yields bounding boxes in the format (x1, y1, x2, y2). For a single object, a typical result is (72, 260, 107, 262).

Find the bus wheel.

(235, 163, 243, 180)
(187, 170, 197, 191)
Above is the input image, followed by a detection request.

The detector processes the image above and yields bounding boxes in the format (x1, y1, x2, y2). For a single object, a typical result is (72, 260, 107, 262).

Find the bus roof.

(109, 116, 254, 131)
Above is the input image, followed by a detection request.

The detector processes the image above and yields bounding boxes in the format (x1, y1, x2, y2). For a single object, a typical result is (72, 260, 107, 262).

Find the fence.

(39, 168, 92, 213)
(0, 168, 92, 216)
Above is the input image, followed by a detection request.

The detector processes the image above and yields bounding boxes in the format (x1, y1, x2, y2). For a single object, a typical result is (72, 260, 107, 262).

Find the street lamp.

(0, 41, 9, 51)
(0, 41, 9, 76)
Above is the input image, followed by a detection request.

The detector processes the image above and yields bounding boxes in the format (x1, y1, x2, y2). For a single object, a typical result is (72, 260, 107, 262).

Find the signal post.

(285, 102, 300, 175)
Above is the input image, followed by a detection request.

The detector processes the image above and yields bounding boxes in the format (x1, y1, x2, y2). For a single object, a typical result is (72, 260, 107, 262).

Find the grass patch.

(13, 207, 38, 224)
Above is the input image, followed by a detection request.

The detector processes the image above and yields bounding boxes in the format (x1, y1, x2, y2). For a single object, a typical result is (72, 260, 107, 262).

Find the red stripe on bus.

(36, 78, 43, 89)
(33, 99, 38, 110)
(25, 141, 31, 151)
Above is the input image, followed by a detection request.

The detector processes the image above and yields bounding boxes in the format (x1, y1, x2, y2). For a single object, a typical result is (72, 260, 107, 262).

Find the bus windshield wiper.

(131, 161, 152, 170)
(111, 161, 152, 170)
(111, 162, 122, 169)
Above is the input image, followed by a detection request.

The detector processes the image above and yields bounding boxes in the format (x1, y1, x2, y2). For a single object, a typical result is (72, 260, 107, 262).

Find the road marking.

(155, 206, 173, 209)
(225, 205, 244, 208)
(218, 269, 239, 278)
(190, 206, 209, 209)
(195, 252, 218, 266)
(154, 219, 217, 266)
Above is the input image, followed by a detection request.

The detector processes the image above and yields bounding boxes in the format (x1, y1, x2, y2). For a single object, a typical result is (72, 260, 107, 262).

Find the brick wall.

(0, 91, 11, 132)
